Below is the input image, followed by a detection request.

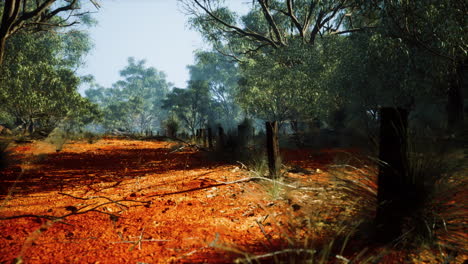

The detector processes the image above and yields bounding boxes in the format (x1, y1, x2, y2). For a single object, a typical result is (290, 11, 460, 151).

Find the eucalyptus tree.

(188, 50, 241, 128)
(162, 80, 212, 136)
(237, 41, 329, 122)
(182, 0, 377, 125)
(115, 58, 171, 132)
(183, 0, 375, 59)
(85, 58, 172, 133)
(0, 26, 95, 134)
(374, 0, 467, 131)
(0, 0, 99, 64)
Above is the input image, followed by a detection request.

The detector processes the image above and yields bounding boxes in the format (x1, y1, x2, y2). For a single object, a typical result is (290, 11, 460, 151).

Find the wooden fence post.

(266, 121, 281, 178)
(217, 126, 225, 151)
(376, 107, 409, 243)
(238, 124, 248, 150)
(207, 127, 213, 149)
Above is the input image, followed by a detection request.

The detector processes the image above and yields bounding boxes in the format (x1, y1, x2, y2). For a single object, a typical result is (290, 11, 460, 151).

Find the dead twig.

(58, 192, 151, 208)
(235, 248, 317, 263)
(110, 227, 171, 250)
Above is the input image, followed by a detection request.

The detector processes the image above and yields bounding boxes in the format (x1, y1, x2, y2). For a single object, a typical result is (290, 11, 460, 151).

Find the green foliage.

(0, 27, 96, 137)
(82, 131, 101, 144)
(162, 80, 211, 135)
(163, 115, 180, 137)
(85, 57, 171, 133)
(188, 51, 242, 128)
(237, 41, 330, 122)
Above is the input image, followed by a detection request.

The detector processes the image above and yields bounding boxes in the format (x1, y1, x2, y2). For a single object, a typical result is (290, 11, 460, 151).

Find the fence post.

(207, 127, 213, 149)
(266, 121, 281, 178)
(217, 126, 225, 151)
(376, 107, 409, 243)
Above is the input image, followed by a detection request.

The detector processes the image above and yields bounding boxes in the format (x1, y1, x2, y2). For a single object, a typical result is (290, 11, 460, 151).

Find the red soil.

(0, 138, 465, 263)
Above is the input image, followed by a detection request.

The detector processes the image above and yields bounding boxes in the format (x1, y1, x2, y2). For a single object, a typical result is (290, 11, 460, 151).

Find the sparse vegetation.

(82, 131, 101, 144)
(0, 0, 466, 263)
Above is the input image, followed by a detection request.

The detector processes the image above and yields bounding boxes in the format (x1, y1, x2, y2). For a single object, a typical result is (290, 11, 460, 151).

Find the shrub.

(82, 131, 101, 144)
(164, 117, 179, 138)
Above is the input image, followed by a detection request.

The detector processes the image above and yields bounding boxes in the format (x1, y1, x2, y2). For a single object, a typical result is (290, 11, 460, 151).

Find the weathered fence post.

(376, 107, 409, 243)
(195, 129, 201, 143)
(266, 121, 281, 178)
(217, 126, 225, 151)
(238, 124, 248, 150)
(200, 128, 207, 147)
(207, 127, 213, 149)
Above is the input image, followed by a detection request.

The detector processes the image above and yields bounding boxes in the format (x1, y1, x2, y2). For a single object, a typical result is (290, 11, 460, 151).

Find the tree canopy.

(85, 58, 172, 134)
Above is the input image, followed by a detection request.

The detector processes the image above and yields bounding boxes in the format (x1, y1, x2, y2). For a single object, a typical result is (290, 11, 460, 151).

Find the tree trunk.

(375, 107, 409, 243)
(266, 121, 281, 178)
(0, 36, 6, 65)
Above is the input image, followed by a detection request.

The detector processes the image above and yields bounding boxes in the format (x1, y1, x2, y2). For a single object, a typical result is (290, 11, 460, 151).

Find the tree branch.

(285, 0, 305, 39)
(258, 0, 286, 45)
(192, 0, 279, 48)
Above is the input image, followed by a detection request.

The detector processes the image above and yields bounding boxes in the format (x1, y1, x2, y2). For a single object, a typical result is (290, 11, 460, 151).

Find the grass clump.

(396, 143, 466, 251)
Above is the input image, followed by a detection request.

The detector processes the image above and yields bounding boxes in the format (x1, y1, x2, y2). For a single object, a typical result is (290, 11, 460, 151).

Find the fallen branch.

(59, 192, 151, 208)
(220, 176, 325, 191)
(161, 136, 208, 152)
(0, 214, 60, 221)
(235, 248, 317, 263)
(110, 227, 171, 250)
(148, 175, 325, 198)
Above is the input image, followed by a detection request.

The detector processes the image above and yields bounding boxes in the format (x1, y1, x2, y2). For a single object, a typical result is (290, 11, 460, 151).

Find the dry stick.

(217, 176, 325, 191)
(161, 135, 208, 151)
(148, 175, 324, 198)
(110, 227, 171, 250)
(238, 248, 317, 262)
(0, 201, 121, 221)
(255, 220, 274, 249)
(58, 192, 151, 208)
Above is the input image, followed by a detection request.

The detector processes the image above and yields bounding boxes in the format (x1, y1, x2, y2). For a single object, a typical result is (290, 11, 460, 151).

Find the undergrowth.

(218, 135, 467, 263)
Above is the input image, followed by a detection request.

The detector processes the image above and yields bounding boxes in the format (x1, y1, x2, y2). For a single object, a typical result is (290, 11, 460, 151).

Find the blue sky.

(79, 0, 249, 93)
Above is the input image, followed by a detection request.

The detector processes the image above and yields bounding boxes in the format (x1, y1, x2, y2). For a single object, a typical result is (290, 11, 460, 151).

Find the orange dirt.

(0, 139, 329, 263)
(0, 138, 465, 263)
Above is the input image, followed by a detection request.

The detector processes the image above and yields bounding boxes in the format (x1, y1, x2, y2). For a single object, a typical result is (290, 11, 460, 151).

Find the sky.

(78, 0, 249, 94)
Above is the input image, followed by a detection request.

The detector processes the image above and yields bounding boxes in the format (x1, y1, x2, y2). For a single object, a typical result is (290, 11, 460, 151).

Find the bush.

(46, 128, 69, 152)
(82, 131, 101, 144)
(163, 117, 179, 138)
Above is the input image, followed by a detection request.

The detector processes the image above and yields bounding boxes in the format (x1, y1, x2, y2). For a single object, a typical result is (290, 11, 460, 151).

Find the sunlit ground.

(0, 138, 466, 263)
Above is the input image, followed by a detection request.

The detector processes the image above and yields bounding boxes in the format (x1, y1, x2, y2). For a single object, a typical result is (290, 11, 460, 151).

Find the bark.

(375, 107, 409, 243)
(0, 35, 7, 65)
(266, 121, 281, 178)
